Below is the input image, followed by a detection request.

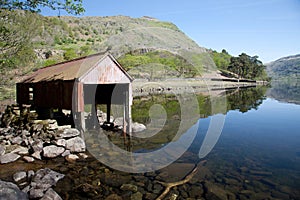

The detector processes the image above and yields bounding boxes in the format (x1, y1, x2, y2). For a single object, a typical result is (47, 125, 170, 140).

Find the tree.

(227, 53, 266, 80)
(0, 0, 85, 71)
(0, 0, 85, 15)
(210, 49, 231, 70)
(0, 10, 39, 72)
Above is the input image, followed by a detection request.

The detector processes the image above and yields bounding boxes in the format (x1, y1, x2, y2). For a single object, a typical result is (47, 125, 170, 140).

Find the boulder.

(132, 122, 146, 133)
(0, 153, 20, 164)
(13, 171, 27, 182)
(31, 140, 44, 152)
(59, 128, 80, 138)
(61, 150, 71, 157)
(0, 179, 28, 200)
(54, 139, 66, 147)
(43, 145, 65, 158)
(27, 170, 35, 179)
(114, 117, 124, 127)
(65, 137, 86, 153)
(31, 151, 42, 160)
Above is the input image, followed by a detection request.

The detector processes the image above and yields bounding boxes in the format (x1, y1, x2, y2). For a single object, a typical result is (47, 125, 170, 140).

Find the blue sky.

(41, 0, 300, 63)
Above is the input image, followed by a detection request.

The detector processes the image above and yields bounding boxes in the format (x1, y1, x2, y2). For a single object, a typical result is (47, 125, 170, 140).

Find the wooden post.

(123, 84, 132, 136)
(79, 112, 85, 138)
(92, 103, 98, 129)
(106, 102, 111, 123)
(73, 81, 85, 134)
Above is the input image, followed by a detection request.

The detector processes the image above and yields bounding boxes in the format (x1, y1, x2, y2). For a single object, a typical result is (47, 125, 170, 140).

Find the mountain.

(266, 54, 300, 79)
(32, 15, 213, 75)
(266, 54, 300, 104)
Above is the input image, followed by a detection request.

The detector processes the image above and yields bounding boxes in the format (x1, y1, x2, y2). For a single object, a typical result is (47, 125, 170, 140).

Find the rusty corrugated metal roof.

(21, 52, 132, 83)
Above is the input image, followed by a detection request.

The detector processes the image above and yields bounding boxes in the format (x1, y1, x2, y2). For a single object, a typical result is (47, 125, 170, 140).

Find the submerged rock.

(65, 154, 79, 162)
(26, 168, 65, 199)
(105, 194, 122, 200)
(0, 179, 28, 200)
(40, 188, 62, 200)
(131, 192, 143, 200)
(33, 168, 65, 187)
(120, 183, 138, 192)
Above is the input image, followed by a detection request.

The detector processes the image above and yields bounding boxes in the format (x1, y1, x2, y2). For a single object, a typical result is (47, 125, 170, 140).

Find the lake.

(0, 85, 299, 199)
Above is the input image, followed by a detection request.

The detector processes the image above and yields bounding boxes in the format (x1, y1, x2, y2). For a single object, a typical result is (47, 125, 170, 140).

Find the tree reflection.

(226, 86, 268, 113)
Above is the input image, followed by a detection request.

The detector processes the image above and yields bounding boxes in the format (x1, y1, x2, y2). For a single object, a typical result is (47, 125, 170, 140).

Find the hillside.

(34, 15, 211, 74)
(0, 12, 219, 100)
(266, 54, 300, 79)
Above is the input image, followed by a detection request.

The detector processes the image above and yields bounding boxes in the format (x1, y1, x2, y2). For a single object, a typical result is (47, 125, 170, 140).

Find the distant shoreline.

(132, 78, 269, 96)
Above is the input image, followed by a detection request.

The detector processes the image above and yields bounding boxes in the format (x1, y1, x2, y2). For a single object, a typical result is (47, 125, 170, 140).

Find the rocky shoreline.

(0, 106, 90, 199)
(0, 104, 149, 200)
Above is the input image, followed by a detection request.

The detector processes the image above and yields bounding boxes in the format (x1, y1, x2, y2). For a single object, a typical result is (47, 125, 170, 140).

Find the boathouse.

(16, 52, 133, 133)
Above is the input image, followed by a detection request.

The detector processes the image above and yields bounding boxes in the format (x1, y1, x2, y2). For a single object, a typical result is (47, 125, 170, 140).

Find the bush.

(63, 48, 77, 61)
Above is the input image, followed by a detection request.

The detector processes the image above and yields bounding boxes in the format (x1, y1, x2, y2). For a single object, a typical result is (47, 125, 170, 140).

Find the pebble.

(130, 192, 143, 200)
(65, 154, 79, 162)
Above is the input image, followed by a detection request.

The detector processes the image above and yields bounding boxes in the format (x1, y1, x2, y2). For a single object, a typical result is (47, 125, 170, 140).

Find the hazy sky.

(41, 0, 300, 63)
